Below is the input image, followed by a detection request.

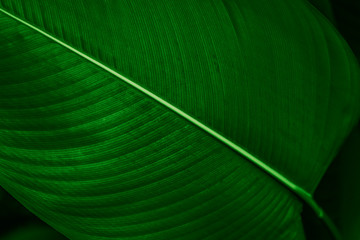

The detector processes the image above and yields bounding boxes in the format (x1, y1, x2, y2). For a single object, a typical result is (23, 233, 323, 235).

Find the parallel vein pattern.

(1, 0, 360, 239)
(0, 0, 359, 194)
(0, 13, 305, 240)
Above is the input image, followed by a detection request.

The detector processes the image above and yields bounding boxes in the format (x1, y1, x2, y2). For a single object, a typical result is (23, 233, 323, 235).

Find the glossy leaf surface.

(0, 0, 359, 239)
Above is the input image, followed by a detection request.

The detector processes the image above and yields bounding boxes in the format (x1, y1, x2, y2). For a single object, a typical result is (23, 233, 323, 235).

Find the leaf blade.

(0, 11, 306, 240)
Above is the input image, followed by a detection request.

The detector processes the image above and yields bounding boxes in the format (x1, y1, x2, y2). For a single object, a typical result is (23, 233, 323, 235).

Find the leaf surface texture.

(0, 0, 359, 239)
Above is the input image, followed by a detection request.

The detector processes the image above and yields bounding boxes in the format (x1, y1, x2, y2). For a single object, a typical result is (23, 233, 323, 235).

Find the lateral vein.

(0, 8, 342, 240)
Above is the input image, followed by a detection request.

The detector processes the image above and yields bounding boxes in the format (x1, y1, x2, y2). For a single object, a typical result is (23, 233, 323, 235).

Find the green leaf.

(0, 0, 359, 239)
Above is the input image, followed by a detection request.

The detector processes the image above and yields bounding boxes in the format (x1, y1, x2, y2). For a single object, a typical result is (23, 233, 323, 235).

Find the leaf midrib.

(0, 7, 342, 240)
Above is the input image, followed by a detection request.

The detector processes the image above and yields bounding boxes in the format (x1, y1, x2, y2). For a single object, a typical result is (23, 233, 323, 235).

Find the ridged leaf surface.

(0, 0, 359, 239)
